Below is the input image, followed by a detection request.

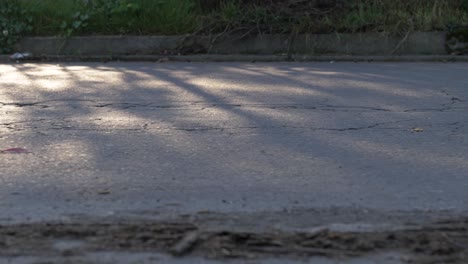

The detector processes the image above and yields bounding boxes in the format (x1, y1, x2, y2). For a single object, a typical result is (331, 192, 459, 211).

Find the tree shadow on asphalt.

(1, 62, 468, 220)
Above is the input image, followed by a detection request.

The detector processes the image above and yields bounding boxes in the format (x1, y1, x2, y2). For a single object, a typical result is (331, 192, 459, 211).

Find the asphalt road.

(1, 62, 467, 263)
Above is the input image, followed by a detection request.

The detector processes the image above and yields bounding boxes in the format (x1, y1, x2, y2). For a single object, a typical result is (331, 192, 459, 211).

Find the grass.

(198, 0, 468, 39)
(323, 0, 468, 34)
(18, 0, 199, 35)
(3, 0, 468, 37)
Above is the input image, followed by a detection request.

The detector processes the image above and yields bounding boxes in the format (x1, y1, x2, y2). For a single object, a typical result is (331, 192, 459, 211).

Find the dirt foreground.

(1, 209, 467, 264)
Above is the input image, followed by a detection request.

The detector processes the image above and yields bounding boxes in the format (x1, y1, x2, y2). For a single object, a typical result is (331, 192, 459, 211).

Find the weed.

(60, 11, 90, 36)
(0, 0, 32, 53)
(323, 0, 468, 34)
(19, 0, 197, 36)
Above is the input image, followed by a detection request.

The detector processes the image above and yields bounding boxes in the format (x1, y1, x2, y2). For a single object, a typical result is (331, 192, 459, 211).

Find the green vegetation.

(18, 0, 198, 36)
(0, 0, 33, 53)
(327, 0, 468, 33)
(203, 0, 468, 36)
(0, 0, 467, 52)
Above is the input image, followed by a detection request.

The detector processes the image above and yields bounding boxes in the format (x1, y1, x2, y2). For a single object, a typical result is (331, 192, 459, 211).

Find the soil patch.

(0, 218, 467, 263)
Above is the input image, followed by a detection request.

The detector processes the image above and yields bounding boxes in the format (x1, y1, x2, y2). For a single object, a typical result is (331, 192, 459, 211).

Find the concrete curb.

(6, 32, 458, 58)
(2, 32, 468, 62)
(2, 54, 468, 63)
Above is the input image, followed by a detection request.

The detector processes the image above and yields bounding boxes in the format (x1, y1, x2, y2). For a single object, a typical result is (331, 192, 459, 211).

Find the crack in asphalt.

(0, 121, 412, 133)
(169, 120, 412, 133)
(1, 99, 465, 134)
(82, 103, 468, 113)
(0, 105, 416, 133)
(46, 127, 144, 132)
(0, 102, 49, 108)
(1, 101, 467, 113)
(404, 107, 468, 113)
(0, 119, 51, 126)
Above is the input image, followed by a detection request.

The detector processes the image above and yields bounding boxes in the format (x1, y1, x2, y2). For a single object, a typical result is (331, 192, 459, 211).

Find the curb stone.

(2, 54, 468, 63)
(1, 32, 468, 62)
(12, 33, 450, 56)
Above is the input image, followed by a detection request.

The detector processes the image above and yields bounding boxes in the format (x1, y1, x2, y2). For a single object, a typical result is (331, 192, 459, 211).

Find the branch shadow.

(1, 61, 468, 220)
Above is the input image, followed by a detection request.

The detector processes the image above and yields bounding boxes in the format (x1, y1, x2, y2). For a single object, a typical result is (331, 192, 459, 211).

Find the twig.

(170, 231, 201, 256)
(391, 30, 410, 55)
(207, 23, 231, 54)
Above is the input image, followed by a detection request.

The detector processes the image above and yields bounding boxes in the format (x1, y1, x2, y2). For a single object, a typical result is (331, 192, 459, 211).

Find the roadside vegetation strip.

(0, 218, 467, 262)
(1, 0, 467, 54)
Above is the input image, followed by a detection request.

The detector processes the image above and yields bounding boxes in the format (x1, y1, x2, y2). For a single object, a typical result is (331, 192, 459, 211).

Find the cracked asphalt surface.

(0, 62, 468, 263)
